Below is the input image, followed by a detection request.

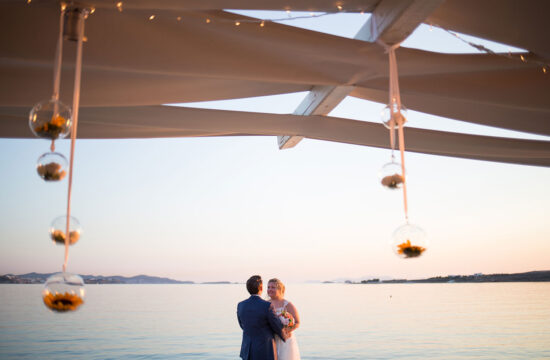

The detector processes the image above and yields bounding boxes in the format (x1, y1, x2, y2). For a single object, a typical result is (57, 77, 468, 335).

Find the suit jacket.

(237, 295, 285, 360)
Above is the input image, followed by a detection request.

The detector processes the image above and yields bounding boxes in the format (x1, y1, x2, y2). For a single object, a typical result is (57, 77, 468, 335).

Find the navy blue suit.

(237, 295, 285, 360)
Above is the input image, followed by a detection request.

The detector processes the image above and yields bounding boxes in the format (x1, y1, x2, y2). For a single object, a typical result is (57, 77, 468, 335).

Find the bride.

(267, 278, 301, 360)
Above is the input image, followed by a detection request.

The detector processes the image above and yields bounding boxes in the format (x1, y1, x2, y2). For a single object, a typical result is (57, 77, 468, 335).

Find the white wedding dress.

(274, 300, 301, 360)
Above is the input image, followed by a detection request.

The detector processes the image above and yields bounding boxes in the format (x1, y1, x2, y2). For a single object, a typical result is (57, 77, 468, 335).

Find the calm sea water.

(1, 283, 549, 359)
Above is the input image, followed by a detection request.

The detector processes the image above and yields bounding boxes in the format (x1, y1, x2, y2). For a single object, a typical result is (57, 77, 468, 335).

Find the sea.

(1, 283, 549, 359)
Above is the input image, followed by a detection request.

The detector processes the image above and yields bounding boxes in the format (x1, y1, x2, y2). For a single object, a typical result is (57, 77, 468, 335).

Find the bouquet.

(279, 310, 295, 329)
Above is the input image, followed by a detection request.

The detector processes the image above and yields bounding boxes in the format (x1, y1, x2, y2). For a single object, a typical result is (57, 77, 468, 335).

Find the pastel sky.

(0, 11, 549, 282)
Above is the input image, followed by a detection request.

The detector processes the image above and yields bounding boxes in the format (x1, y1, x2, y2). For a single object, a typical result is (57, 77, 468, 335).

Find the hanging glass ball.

(379, 161, 405, 190)
(36, 152, 68, 181)
(50, 215, 82, 245)
(381, 103, 408, 130)
(391, 223, 427, 259)
(42, 272, 85, 312)
(29, 99, 72, 140)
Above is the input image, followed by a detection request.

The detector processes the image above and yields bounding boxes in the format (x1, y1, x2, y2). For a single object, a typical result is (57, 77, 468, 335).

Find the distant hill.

(333, 271, 550, 284)
(330, 275, 394, 282)
(409, 271, 550, 283)
(0, 273, 194, 284)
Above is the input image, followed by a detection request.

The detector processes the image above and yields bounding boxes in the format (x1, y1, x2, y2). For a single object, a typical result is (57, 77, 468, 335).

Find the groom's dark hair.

(246, 275, 262, 295)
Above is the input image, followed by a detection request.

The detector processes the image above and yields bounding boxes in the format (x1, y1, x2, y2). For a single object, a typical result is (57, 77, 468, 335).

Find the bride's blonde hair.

(268, 278, 285, 295)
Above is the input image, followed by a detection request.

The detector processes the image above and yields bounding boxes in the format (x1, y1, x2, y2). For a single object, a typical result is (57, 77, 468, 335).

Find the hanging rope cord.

(50, 6, 66, 152)
(378, 40, 409, 222)
(63, 10, 85, 273)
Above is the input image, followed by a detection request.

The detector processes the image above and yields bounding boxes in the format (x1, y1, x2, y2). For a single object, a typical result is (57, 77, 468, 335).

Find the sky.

(0, 11, 549, 283)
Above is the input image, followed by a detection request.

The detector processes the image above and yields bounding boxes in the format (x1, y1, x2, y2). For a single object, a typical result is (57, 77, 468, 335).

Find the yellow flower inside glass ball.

(390, 223, 427, 259)
(49, 215, 82, 245)
(379, 161, 404, 190)
(42, 272, 85, 312)
(29, 99, 72, 140)
(36, 152, 68, 181)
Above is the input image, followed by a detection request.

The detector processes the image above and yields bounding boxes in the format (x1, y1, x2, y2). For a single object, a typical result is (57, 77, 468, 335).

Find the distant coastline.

(2, 270, 549, 285)
(0, 273, 235, 285)
(324, 270, 550, 284)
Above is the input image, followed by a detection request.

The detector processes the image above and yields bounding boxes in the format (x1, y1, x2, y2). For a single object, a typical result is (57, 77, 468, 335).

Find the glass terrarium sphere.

(379, 161, 405, 190)
(390, 223, 427, 259)
(50, 215, 82, 246)
(29, 99, 72, 140)
(381, 103, 408, 130)
(42, 272, 85, 312)
(36, 152, 68, 181)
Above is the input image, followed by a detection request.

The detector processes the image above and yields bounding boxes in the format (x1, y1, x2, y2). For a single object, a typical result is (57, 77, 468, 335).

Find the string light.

(109, 7, 359, 26)
(27, 0, 31, 4)
(102, 3, 547, 77)
(432, 24, 547, 74)
(210, 12, 338, 26)
(89, 7, 95, 15)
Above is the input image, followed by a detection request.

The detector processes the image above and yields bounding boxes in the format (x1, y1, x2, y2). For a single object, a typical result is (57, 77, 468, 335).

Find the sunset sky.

(1, 11, 549, 282)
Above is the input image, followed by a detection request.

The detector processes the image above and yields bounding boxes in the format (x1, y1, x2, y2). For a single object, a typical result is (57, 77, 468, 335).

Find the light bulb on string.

(37, 152, 68, 181)
(50, 215, 82, 246)
(390, 222, 428, 259)
(42, 272, 85, 312)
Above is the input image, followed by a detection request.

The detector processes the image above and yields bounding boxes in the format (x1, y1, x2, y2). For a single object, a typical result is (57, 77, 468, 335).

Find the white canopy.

(1, 0, 549, 166)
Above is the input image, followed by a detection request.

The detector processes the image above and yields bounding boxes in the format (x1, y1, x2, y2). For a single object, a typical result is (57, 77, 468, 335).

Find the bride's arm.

(286, 302, 300, 332)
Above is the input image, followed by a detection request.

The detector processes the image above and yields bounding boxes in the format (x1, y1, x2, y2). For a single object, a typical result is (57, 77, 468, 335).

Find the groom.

(237, 275, 286, 360)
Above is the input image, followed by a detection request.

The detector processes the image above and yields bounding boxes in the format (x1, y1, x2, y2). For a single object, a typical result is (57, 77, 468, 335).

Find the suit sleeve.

(237, 303, 244, 330)
(266, 304, 286, 342)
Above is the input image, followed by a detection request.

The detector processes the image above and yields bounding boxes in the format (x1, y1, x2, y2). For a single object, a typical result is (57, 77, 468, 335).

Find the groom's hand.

(282, 328, 289, 341)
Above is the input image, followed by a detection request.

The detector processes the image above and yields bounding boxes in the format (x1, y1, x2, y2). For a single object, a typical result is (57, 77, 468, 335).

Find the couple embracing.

(237, 275, 301, 360)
